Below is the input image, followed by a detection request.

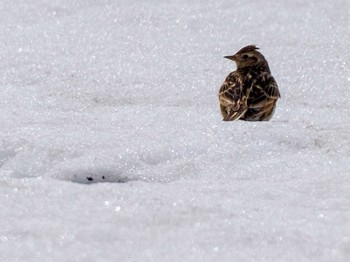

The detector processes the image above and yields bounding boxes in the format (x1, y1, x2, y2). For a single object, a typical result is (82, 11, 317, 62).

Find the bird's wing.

(219, 72, 248, 121)
(247, 73, 280, 109)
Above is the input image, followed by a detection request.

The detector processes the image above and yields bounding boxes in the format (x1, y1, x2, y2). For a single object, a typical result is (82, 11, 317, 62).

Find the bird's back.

(241, 72, 280, 121)
(219, 65, 280, 121)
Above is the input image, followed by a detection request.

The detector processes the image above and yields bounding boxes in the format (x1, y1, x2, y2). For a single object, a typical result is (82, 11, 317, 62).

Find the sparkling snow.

(1, 0, 350, 261)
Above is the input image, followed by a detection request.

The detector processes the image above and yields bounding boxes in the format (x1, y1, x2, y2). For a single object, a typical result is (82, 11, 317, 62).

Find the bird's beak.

(224, 55, 237, 61)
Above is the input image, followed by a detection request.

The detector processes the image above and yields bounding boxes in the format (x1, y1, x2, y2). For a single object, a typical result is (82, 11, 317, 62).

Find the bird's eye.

(242, 54, 249, 59)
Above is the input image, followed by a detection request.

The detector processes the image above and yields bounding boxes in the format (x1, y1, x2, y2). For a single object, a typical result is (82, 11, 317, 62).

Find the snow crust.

(1, 0, 349, 261)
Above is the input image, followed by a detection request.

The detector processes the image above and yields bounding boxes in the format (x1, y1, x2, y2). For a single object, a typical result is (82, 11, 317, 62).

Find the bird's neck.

(238, 62, 271, 74)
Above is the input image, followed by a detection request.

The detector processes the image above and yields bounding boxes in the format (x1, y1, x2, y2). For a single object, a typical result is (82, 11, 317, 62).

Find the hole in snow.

(54, 167, 141, 184)
(69, 172, 138, 184)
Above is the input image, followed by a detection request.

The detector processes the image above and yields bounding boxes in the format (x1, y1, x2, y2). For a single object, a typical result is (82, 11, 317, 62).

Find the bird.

(218, 45, 280, 121)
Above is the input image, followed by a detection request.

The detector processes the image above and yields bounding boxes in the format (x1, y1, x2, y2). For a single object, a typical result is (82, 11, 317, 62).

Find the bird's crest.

(236, 45, 259, 54)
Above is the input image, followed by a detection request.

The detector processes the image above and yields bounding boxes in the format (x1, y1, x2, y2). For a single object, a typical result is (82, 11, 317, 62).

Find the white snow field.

(1, 0, 350, 261)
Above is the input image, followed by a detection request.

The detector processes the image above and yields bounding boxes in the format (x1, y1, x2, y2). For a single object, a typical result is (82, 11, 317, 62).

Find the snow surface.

(1, 0, 350, 261)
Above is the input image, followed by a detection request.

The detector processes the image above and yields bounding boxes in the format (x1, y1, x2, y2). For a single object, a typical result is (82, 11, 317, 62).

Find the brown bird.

(218, 45, 280, 121)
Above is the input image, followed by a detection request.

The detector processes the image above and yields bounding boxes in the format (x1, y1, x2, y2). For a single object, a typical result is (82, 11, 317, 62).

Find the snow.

(1, 0, 350, 261)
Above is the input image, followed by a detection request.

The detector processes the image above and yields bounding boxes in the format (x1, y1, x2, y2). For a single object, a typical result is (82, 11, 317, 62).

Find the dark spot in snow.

(87, 177, 93, 181)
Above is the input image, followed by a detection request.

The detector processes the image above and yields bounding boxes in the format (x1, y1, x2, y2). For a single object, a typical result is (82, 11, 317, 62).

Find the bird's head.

(224, 45, 268, 70)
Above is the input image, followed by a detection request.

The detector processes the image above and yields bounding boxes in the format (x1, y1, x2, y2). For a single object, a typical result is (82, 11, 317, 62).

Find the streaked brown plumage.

(219, 45, 280, 121)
